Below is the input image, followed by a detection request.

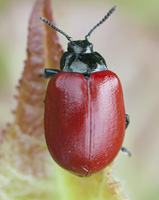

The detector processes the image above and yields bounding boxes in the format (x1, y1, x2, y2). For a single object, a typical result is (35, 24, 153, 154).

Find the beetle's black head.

(40, 6, 116, 74)
(67, 40, 93, 54)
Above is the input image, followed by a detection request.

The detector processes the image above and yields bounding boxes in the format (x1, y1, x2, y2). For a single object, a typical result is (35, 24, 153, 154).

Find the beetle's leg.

(126, 114, 130, 129)
(120, 146, 131, 157)
(41, 69, 60, 104)
(40, 69, 60, 78)
(120, 114, 131, 156)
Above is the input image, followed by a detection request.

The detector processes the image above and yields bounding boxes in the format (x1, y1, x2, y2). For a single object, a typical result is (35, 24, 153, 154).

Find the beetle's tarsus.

(121, 146, 131, 157)
(39, 74, 45, 78)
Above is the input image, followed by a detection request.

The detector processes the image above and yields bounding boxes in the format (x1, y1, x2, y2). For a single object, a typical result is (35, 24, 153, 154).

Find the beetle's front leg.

(40, 69, 60, 78)
(41, 69, 60, 104)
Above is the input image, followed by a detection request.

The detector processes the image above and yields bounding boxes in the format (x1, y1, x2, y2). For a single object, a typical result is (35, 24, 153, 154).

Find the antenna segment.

(40, 17, 73, 42)
(85, 6, 117, 40)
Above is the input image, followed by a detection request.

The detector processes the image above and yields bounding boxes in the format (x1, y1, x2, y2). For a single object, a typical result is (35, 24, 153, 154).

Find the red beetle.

(40, 6, 130, 177)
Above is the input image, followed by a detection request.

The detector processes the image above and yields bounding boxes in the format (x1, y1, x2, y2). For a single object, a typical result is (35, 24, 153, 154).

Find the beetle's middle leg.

(125, 114, 130, 129)
(120, 114, 131, 156)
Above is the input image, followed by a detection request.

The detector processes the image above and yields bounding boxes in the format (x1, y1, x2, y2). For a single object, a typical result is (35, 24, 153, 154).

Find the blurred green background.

(0, 0, 159, 199)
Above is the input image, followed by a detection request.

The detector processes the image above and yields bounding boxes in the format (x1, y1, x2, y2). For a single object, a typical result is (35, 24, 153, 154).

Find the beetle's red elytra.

(45, 71, 125, 176)
(40, 6, 131, 177)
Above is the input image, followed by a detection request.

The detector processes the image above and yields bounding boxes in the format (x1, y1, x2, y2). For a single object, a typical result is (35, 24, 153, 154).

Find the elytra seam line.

(86, 78, 91, 176)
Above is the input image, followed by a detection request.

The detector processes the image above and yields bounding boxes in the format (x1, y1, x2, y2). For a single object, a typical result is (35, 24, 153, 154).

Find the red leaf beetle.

(40, 6, 131, 177)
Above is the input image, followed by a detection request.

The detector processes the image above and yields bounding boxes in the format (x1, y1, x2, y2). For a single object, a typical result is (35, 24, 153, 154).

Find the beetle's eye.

(71, 42, 75, 46)
(68, 42, 75, 52)
(82, 41, 88, 47)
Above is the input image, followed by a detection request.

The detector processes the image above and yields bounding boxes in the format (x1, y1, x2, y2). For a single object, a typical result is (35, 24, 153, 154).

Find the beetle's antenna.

(85, 6, 116, 40)
(40, 17, 73, 42)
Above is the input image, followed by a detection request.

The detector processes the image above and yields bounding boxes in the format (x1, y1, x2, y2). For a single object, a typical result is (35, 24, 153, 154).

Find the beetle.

(40, 6, 131, 177)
